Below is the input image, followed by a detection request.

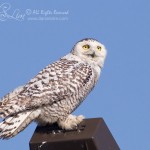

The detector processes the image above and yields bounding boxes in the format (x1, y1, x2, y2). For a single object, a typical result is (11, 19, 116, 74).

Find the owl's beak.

(90, 51, 95, 58)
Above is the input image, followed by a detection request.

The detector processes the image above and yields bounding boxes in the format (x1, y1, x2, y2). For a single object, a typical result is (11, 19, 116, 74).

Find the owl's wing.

(0, 57, 94, 118)
(0, 86, 26, 118)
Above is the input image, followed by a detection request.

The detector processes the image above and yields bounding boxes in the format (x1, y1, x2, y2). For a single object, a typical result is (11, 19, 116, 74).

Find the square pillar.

(29, 118, 120, 150)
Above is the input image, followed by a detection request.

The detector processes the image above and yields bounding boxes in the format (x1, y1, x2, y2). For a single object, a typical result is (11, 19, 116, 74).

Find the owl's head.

(71, 38, 107, 68)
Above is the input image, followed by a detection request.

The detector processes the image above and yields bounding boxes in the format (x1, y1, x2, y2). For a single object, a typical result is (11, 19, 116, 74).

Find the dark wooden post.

(29, 118, 120, 150)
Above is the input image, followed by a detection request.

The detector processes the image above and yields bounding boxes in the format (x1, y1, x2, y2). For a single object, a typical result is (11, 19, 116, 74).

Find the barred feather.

(0, 110, 41, 139)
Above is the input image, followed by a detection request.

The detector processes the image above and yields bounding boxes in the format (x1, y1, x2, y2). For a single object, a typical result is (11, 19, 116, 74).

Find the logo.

(0, 3, 69, 22)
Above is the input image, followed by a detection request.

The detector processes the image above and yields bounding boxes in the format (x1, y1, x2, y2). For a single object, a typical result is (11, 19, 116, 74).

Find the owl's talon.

(58, 114, 84, 130)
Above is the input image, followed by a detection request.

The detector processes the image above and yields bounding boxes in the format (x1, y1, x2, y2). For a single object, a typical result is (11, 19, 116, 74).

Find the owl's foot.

(58, 114, 84, 130)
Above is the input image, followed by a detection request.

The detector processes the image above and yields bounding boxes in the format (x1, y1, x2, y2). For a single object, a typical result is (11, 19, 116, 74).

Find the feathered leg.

(58, 114, 84, 130)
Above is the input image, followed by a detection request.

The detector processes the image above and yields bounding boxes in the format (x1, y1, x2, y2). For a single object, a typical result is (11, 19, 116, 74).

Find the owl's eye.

(82, 44, 90, 50)
(97, 46, 102, 51)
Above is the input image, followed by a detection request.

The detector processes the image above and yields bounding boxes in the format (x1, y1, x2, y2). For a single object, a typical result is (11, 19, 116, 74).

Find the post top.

(29, 118, 120, 150)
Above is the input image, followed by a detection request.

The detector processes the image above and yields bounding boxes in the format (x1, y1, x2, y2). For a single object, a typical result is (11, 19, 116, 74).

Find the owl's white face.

(72, 39, 107, 68)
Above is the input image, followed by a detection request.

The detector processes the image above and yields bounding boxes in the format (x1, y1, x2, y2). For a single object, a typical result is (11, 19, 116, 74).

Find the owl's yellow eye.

(97, 46, 102, 51)
(82, 44, 90, 50)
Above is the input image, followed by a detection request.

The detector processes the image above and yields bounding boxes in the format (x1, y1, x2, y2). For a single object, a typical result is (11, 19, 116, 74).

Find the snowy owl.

(0, 38, 107, 139)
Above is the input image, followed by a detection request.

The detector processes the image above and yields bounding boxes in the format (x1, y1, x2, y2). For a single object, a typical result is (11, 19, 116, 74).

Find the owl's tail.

(0, 110, 41, 139)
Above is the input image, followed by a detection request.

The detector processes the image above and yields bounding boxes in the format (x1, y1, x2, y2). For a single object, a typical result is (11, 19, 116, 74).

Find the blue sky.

(0, 0, 150, 149)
